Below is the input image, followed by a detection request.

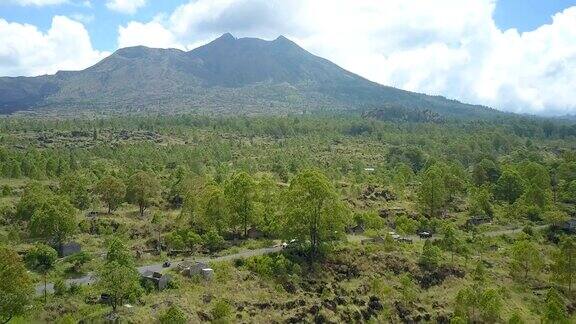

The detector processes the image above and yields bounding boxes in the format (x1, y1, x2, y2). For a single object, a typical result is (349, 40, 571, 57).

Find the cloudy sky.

(1, 0, 575, 116)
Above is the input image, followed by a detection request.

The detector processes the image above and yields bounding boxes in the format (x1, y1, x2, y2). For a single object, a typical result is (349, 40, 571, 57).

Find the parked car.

(418, 231, 432, 239)
(162, 260, 171, 268)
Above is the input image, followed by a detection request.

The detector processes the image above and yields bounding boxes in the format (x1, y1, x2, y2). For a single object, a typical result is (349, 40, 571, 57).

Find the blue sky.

(1, 0, 574, 51)
(1, 0, 576, 115)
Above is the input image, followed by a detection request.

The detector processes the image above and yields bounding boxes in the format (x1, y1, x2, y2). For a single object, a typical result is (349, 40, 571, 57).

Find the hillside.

(0, 33, 501, 119)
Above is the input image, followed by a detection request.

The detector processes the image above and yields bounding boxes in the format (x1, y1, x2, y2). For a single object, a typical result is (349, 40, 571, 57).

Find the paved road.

(348, 224, 549, 243)
(36, 225, 547, 295)
(36, 246, 282, 295)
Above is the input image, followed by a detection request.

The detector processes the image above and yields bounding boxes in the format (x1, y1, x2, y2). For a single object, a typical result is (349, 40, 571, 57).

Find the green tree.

(440, 223, 463, 262)
(159, 305, 187, 324)
(468, 186, 494, 218)
(15, 182, 52, 221)
(197, 184, 229, 233)
(552, 236, 576, 294)
(494, 170, 524, 204)
(542, 288, 568, 323)
(225, 172, 256, 237)
(454, 285, 502, 322)
(509, 237, 542, 282)
(95, 175, 126, 214)
(30, 195, 76, 246)
(98, 237, 141, 313)
(25, 244, 57, 303)
(417, 165, 447, 217)
(419, 239, 443, 270)
(126, 171, 160, 217)
(283, 169, 350, 259)
(60, 171, 92, 210)
(0, 246, 33, 324)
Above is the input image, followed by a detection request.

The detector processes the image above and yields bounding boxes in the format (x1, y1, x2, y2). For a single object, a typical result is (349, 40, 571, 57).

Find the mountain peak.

(215, 32, 236, 42)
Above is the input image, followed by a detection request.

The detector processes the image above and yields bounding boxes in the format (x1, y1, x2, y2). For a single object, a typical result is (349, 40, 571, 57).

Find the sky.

(1, 0, 576, 116)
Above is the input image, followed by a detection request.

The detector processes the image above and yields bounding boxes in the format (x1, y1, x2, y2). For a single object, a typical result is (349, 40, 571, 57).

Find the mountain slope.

(0, 33, 501, 118)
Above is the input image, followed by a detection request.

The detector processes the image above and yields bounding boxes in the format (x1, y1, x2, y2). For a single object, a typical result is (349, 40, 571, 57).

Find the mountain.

(0, 33, 501, 118)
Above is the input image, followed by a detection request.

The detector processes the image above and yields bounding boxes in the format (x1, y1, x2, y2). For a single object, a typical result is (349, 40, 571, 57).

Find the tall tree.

(15, 182, 52, 221)
(98, 237, 141, 313)
(552, 236, 576, 294)
(126, 171, 160, 217)
(95, 175, 126, 214)
(494, 170, 524, 204)
(509, 236, 542, 282)
(25, 244, 57, 303)
(60, 171, 92, 210)
(417, 165, 447, 217)
(30, 195, 76, 246)
(0, 246, 33, 324)
(283, 169, 350, 259)
(440, 223, 463, 263)
(225, 172, 256, 237)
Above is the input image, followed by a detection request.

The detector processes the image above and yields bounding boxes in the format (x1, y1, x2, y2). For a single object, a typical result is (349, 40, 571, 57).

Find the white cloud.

(1, 0, 68, 5)
(0, 16, 108, 76)
(114, 0, 576, 115)
(106, 0, 146, 14)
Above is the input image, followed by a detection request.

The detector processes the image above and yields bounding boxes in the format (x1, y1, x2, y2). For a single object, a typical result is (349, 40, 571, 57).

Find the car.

(162, 260, 171, 268)
(391, 234, 401, 240)
(418, 231, 432, 239)
(397, 237, 413, 243)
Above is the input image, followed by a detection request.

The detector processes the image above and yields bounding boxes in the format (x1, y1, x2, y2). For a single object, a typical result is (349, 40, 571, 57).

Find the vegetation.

(0, 113, 575, 322)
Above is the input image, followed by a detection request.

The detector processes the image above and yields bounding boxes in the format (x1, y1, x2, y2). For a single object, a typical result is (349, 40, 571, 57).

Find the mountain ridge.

(0, 33, 502, 118)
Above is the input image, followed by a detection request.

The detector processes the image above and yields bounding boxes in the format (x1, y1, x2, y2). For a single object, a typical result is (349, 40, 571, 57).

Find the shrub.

(211, 300, 232, 321)
(203, 230, 225, 252)
(245, 254, 301, 278)
(159, 305, 187, 324)
(54, 279, 66, 296)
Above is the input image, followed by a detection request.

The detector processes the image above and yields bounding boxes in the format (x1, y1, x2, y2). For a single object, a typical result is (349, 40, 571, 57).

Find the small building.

(141, 271, 171, 290)
(201, 268, 214, 280)
(180, 261, 210, 277)
(247, 227, 264, 239)
(56, 241, 82, 257)
(346, 224, 365, 235)
(466, 216, 491, 227)
(561, 219, 576, 234)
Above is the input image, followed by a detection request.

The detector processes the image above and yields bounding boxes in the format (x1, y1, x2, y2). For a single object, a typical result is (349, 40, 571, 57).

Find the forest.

(1, 113, 576, 323)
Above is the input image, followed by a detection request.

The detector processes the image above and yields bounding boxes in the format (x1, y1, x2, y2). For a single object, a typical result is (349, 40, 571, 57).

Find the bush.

(54, 279, 66, 296)
(245, 254, 301, 278)
(159, 305, 187, 324)
(211, 300, 232, 321)
(203, 230, 225, 253)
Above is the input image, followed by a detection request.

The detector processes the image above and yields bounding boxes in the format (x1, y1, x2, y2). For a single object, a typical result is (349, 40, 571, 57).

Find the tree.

(509, 237, 542, 282)
(419, 239, 443, 270)
(196, 184, 229, 233)
(159, 305, 187, 324)
(95, 175, 126, 214)
(98, 237, 141, 313)
(283, 169, 350, 259)
(552, 236, 576, 294)
(0, 246, 33, 324)
(66, 251, 91, 273)
(454, 285, 502, 322)
(15, 182, 52, 221)
(60, 171, 92, 210)
(472, 159, 500, 186)
(255, 174, 280, 236)
(468, 186, 494, 218)
(494, 170, 524, 204)
(542, 288, 568, 323)
(417, 165, 447, 217)
(126, 171, 160, 217)
(440, 223, 463, 263)
(30, 195, 76, 246)
(25, 244, 57, 303)
(225, 172, 256, 237)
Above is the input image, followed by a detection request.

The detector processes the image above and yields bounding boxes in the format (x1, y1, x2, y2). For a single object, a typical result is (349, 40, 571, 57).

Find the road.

(36, 245, 282, 295)
(36, 225, 547, 295)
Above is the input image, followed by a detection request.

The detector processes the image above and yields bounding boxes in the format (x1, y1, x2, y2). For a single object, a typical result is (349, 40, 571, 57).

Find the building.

(247, 227, 264, 239)
(141, 271, 171, 290)
(56, 241, 82, 257)
(179, 261, 210, 277)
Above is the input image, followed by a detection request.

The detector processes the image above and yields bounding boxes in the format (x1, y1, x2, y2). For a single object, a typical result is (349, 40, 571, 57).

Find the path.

(36, 224, 547, 295)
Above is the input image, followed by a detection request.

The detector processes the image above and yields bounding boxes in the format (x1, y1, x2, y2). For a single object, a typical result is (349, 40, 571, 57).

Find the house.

(466, 216, 491, 227)
(560, 219, 576, 234)
(180, 261, 210, 277)
(346, 224, 365, 235)
(201, 268, 214, 280)
(56, 241, 82, 257)
(247, 227, 264, 239)
(141, 271, 171, 290)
